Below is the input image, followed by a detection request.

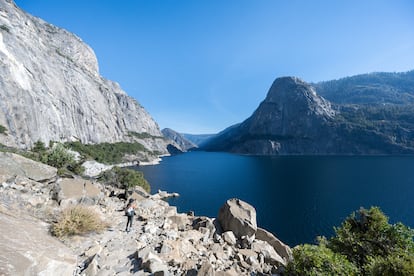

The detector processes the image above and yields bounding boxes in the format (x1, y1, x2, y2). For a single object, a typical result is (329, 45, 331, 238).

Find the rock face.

(0, 0, 165, 151)
(162, 128, 197, 152)
(202, 76, 414, 154)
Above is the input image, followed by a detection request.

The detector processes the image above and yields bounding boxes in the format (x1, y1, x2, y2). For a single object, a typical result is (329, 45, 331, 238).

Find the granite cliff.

(0, 0, 167, 154)
(202, 76, 414, 154)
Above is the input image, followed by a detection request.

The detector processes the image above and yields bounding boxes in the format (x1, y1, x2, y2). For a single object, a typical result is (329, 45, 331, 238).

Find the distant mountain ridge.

(202, 73, 414, 155)
(0, 0, 168, 154)
(161, 128, 197, 152)
(314, 70, 414, 105)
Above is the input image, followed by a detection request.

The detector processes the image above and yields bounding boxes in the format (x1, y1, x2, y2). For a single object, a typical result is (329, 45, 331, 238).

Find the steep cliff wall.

(0, 0, 164, 151)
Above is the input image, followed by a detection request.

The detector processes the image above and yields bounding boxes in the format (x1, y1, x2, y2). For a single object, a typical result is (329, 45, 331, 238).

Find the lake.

(133, 152, 414, 246)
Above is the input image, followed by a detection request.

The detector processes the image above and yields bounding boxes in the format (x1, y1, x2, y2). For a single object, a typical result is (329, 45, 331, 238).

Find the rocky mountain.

(202, 76, 414, 155)
(161, 128, 197, 152)
(0, 0, 167, 154)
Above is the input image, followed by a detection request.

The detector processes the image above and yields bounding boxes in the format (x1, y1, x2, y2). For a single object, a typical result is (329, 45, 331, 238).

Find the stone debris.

(0, 154, 292, 275)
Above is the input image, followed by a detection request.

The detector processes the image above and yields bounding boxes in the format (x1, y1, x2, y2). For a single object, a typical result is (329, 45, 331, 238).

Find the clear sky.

(15, 0, 414, 134)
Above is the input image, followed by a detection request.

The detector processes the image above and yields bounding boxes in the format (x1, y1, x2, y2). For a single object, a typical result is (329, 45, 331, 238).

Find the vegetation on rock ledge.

(98, 166, 150, 193)
(0, 124, 7, 135)
(66, 141, 153, 164)
(286, 207, 414, 275)
(28, 141, 84, 175)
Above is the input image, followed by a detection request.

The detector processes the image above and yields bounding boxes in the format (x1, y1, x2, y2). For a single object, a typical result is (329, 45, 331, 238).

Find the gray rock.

(255, 227, 293, 262)
(251, 240, 286, 266)
(197, 261, 215, 276)
(0, 152, 57, 182)
(0, 205, 76, 275)
(217, 198, 257, 239)
(222, 231, 237, 246)
(0, 0, 167, 154)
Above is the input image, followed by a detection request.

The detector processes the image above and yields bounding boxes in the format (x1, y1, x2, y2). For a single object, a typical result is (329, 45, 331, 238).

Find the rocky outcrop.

(0, 0, 166, 153)
(0, 152, 292, 275)
(202, 76, 414, 155)
(162, 128, 197, 152)
(0, 151, 57, 182)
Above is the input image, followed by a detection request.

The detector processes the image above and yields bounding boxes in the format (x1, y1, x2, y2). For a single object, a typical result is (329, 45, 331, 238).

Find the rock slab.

(217, 198, 257, 239)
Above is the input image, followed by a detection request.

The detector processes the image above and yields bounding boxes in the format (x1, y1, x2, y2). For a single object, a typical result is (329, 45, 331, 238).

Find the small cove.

(133, 151, 414, 246)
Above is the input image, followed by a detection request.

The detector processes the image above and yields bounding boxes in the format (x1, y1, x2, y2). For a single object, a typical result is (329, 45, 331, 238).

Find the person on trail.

(125, 198, 136, 232)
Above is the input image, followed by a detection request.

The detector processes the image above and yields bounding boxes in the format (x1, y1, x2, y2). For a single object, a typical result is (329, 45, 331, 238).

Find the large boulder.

(0, 152, 57, 182)
(52, 178, 103, 207)
(255, 227, 293, 262)
(217, 198, 257, 239)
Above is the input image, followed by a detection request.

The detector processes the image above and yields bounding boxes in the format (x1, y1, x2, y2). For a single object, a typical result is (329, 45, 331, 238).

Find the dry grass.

(51, 205, 107, 238)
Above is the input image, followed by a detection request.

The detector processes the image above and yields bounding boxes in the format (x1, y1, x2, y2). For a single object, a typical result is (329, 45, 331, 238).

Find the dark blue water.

(133, 152, 414, 246)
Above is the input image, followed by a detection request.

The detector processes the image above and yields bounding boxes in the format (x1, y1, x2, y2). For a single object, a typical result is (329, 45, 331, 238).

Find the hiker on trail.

(125, 198, 136, 232)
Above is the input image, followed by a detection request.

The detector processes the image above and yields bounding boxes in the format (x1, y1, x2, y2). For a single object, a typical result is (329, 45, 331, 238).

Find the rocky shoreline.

(0, 152, 292, 275)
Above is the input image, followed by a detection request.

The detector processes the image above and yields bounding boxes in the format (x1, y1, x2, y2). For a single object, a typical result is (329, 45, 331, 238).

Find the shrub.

(51, 205, 106, 238)
(28, 142, 84, 176)
(286, 243, 358, 276)
(32, 140, 46, 153)
(44, 143, 75, 169)
(365, 253, 414, 275)
(98, 166, 150, 193)
(328, 207, 414, 269)
(287, 207, 414, 275)
(0, 124, 7, 134)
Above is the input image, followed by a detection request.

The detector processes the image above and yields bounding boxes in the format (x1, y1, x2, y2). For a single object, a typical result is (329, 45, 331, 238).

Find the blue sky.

(15, 0, 414, 134)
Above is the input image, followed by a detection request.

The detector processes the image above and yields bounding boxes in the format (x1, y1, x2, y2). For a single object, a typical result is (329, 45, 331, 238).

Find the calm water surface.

(133, 152, 414, 246)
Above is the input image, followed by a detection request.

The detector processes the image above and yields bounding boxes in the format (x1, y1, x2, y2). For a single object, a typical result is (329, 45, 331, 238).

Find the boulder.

(251, 240, 286, 266)
(0, 152, 57, 182)
(255, 227, 293, 262)
(217, 199, 257, 239)
(52, 178, 103, 207)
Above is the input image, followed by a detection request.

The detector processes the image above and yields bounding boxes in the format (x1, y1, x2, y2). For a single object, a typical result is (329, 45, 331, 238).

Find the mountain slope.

(314, 71, 414, 105)
(0, 0, 165, 152)
(202, 76, 414, 155)
(161, 128, 197, 152)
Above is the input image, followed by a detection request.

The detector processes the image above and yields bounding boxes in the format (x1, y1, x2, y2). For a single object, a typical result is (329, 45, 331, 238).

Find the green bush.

(32, 140, 46, 153)
(51, 205, 107, 238)
(66, 141, 151, 164)
(286, 243, 358, 276)
(328, 207, 414, 269)
(43, 143, 75, 168)
(98, 166, 150, 193)
(287, 207, 414, 275)
(27, 142, 84, 175)
(365, 253, 414, 275)
(0, 124, 7, 134)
